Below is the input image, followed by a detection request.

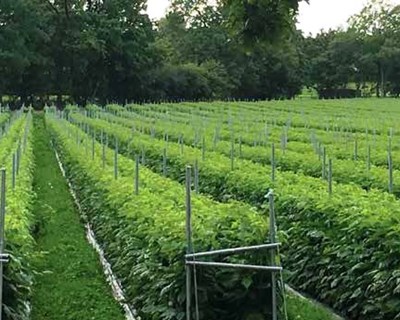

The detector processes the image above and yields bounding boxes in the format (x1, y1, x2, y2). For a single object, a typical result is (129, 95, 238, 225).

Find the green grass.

(287, 292, 341, 320)
(30, 113, 124, 320)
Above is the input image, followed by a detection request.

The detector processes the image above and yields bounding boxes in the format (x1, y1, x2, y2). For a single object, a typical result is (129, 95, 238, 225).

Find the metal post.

(328, 159, 333, 195)
(239, 136, 242, 158)
(135, 155, 139, 195)
(16, 144, 20, 175)
(114, 139, 118, 180)
(163, 148, 167, 176)
(0, 169, 6, 320)
(268, 191, 277, 320)
(230, 139, 234, 171)
(180, 135, 184, 156)
(388, 148, 393, 193)
(202, 137, 205, 161)
(194, 160, 199, 194)
(91, 134, 95, 161)
(367, 145, 371, 171)
(354, 139, 358, 161)
(12, 154, 16, 190)
(271, 143, 276, 182)
(185, 166, 192, 320)
(322, 147, 326, 180)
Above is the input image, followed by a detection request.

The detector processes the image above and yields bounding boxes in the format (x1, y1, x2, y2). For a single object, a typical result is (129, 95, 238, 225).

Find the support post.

(271, 143, 276, 182)
(163, 148, 167, 176)
(268, 191, 278, 320)
(202, 137, 205, 161)
(185, 166, 192, 320)
(328, 159, 333, 195)
(114, 139, 118, 180)
(322, 147, 326, 180)
(389, 148, 393, 194)
(12, 154, 16, 190)
(135, 155, 139, 195)
(194, 160, 199, 194)
(230, 139, 234, 171)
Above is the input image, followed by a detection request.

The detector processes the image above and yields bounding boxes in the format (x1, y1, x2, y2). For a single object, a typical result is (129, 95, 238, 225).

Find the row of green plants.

(46, 113, 284, 320)
(101, 104, 400, 168)
(0, 112, 36, 320)
(66, 110, 400, 320)
(118, 100, 398, 138)
(80, 110, 400, 196)
(105, 103, 389, 151)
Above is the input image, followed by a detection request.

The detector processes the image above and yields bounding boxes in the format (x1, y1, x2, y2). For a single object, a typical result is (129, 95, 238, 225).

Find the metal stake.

(268, 191, 278, 320)
(271, 143, 276, 182)
(194, 160, 199, 194)
(328, 159, 333, 195)
(114, 139, 118, 180)
(135, 155, 139, 195)
(12, 154, 16, 190)
(185, 166, 192, 320)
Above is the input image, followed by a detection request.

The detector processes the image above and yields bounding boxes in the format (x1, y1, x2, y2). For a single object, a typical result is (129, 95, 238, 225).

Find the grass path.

(30, 113, 124, 320)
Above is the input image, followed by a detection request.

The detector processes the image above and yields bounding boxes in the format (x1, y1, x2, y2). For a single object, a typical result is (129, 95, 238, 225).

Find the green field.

(3, 99, 400, 319)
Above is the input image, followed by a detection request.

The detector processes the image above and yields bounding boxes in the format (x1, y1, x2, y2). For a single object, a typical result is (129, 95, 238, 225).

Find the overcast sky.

(147, 0, 400, 35)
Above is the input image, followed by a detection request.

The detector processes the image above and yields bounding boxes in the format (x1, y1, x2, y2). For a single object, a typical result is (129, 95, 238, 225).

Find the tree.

(349, 0, 400, 96)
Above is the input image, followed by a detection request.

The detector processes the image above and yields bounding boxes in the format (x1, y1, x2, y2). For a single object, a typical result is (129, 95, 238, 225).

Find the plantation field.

(3, 98, 400, 320)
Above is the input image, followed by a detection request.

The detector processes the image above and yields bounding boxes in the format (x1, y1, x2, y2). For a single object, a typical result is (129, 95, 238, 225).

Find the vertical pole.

(163, 148, 167, 176)
(100, 131, 105, 169)
(91, 134, 95, 161)
(230, 138, 234, 171)
(239, 136, 242, 159)
(354, 139, 358, 161)
(12, 154, 16, 190)
(0, 169, 5, 320)
(180, 135, 184, 156)
(322, 147, 326, 180)
(367, 145, 371, 171)
(328, 159, 333, 195)
(194, 159, 199, 194)
(202, 136, 205, 161)
(16, 144, 20, 175)
(114, 139, 118, 180)
(271, 143, 276, 182)
(185, 166, 192, 320)
(388, 148, 393, 194)
(268, 191, 277, 320)
(135, 155, 139, 195)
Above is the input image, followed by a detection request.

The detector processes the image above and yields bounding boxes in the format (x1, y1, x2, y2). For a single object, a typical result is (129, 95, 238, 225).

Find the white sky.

(147, 0, 400, 35)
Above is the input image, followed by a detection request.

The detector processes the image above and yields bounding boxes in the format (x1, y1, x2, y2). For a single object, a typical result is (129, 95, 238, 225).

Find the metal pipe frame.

(185, 243, 281, 259)
(185, 261, 283, 272)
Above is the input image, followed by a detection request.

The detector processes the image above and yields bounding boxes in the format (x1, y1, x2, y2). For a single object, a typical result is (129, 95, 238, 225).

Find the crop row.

(46, 112, 284, 320)
(100, 104, 400, 167)
(119, 100, 399, 136)
(0, 112, 35, 320)
(65, 109, 400, 320)
(74, 111, 400, 197)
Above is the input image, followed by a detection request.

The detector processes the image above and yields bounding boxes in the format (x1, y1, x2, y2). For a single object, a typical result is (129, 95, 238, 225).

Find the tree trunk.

(381, 65, 386, 97)
(56, 94, 62, 110)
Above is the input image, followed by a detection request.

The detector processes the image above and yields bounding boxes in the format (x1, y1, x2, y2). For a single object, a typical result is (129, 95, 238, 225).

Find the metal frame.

(184, 165, 283, 320)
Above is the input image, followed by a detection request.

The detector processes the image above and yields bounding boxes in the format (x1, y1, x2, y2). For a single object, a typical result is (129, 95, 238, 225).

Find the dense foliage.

(63, 100, 400, 319)
(46, 111, 288, 320)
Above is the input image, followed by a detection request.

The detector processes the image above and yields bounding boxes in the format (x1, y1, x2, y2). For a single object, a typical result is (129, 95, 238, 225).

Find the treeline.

(302, 0, 400, 98)
(1, 0, 400, 106)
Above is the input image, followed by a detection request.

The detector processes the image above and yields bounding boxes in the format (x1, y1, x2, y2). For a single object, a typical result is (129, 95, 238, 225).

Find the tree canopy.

(1, 0, 400, 106)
